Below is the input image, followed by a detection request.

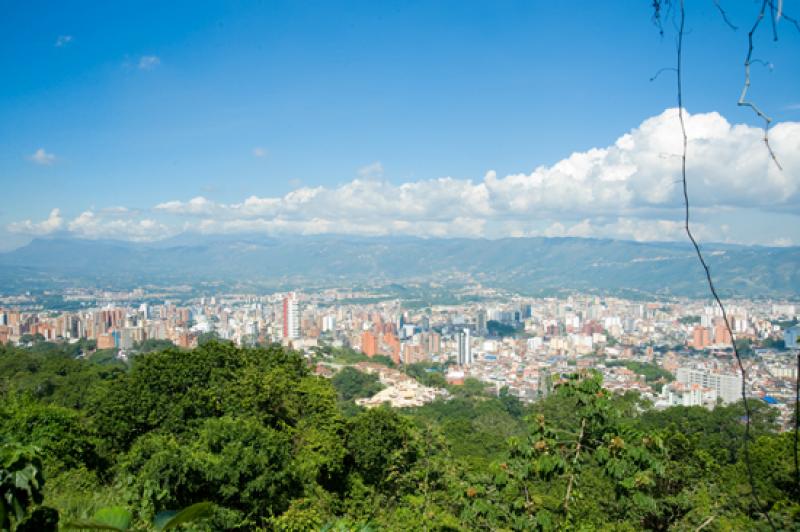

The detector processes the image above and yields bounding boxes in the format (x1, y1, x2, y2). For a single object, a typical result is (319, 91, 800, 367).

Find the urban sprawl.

(2, 287, 798, 429)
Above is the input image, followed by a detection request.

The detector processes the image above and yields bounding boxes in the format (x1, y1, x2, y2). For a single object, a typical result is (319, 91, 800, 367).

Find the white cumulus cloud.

(28, 148, 56, 165)
(154, 196, 216, 215)
(152, 109, 800, 234)
(9, 109, 800, 244)
(67, 211, 173, 241)
(7, 209, 64, 235)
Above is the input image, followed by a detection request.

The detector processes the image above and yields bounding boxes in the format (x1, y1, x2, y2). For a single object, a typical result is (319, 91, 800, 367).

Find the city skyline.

(2, 2, 800, 250)
(2, 284, 796, 418)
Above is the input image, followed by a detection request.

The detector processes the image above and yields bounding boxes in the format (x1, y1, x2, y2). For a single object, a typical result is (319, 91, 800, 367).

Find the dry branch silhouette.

(661, 0, 800, 526)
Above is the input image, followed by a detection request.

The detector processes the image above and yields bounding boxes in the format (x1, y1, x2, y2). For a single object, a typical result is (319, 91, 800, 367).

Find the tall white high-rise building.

(322, 315, 336, 333)
(457, 328, 472, 366)
(282, 292, 300, 340)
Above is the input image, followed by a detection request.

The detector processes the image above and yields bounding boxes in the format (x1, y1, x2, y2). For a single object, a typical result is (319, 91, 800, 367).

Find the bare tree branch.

(695, 515, 716, 531)
(650, 67, 678, 82)
(770, 0, 779, 40)
(713, 0, 738, 30)
(737, 0, 800, 172)
(738, 1, 782, 170)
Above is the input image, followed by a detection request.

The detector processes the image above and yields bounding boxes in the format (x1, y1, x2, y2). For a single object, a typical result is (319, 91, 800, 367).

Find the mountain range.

(1, 235, 798, 298)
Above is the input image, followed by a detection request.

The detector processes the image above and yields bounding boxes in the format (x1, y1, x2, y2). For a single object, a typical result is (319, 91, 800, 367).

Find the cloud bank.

(9, 109, 800, 244)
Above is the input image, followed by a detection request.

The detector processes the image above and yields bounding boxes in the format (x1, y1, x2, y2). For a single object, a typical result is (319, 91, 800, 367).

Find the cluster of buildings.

(1, 288, 798, 425)
(659, 367, 743, 407)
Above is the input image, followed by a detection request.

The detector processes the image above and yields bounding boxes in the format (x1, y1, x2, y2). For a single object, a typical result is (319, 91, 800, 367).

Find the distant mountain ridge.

(0, 235, 798, 298)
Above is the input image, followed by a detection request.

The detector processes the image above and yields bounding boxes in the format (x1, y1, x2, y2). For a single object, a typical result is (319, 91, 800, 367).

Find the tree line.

(0, 340, 797, 530)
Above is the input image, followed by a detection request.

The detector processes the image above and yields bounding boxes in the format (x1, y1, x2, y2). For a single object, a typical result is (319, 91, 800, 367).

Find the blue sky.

(1, 0, 799, 249)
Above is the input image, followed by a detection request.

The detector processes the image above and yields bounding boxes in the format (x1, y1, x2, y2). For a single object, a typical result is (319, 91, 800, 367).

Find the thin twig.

(750, 58, 773, 69)
(766, 0, 800, 30)
(779, 11, 800, 32)
(713, 0, 738, 30)
(563, 418, 586, 515)
(650, 67, 678, 82)
(758, 1, 799, 31)
(675, 2, 776, 529)
(695, 514, 716, 531)
(769, 0, 779, 40)
(738, 0, 782, 170)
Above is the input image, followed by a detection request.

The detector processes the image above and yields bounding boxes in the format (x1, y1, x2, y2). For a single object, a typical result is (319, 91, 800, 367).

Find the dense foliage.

(0, 340, 797, 530)
(331, 367, 384, 402)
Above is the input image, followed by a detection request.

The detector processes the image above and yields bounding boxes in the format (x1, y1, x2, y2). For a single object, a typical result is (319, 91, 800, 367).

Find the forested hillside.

(0, 340, 797, 530)
(2, 235, 799, 297)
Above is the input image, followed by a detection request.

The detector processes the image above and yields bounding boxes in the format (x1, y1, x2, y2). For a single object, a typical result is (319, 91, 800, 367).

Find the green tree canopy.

(331, 367, 384, 402)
